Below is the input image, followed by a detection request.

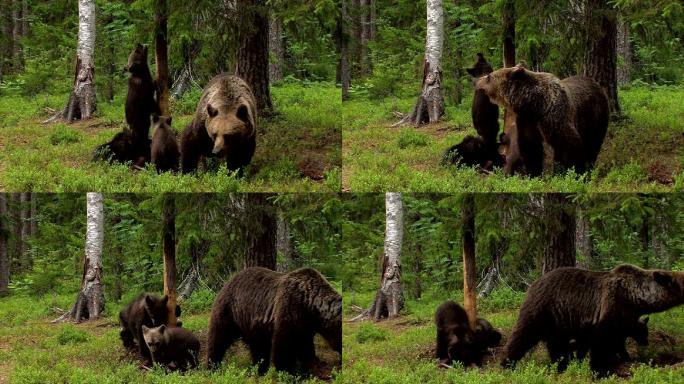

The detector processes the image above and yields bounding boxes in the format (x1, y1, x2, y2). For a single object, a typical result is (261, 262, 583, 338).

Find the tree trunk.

(616, 17, 631, 86)
(542, 194, 576, 274)
(236, 0, 273, 113)
(19, 193, 29, 271)
(243, 194, 277, 270)
(54, 193, 105, 323)
(162, 194, 178, 327)
(395, 0, 444, 126)
(50, 0, 96, 122)
(29, 192, 37, 237)
(268, 12, 284, 83)
(461, 194, 477, 329)
(155, 0, 170, 116)
(339, 0, 351, 101)
(11, 193, 21, 273)
(575, 205, 593, 268)
(2, 1, 14, 77)
(11, 0, 21, 70)
(20, 0, 27, 37)
(502, 0, 516, 68)
(367, 192, 404, 321)
(359, 0, 369, 75)
(0, 194, 9, 296)
(276, 211, 294, 271)
(584, 0, 620, 115)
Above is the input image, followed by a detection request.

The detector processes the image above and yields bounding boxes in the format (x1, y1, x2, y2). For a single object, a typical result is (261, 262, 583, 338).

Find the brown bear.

(151, 115, 180, 173)
(206, 267, 342, 376)
(476, 65, 609, 177)
(119, 294, 181, 366)
(444, 54, 502, 169)
(502, 265, 684, 375)
(125, 44, 159, 165)
(180, 74, 257, 177)
(142, 324, 200, 371)
(571, 316, 649, 363)
(435, 300, 502, 368)
(93, 129, 150, 165)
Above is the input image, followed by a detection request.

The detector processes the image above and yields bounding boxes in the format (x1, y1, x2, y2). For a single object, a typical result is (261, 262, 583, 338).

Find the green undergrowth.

(342, 85, 684, 193)
(0, 82, 341, 192)
(341, 287, 684, 384)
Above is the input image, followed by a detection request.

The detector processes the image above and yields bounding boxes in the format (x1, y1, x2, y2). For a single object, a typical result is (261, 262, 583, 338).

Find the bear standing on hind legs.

(206, 267, 342, 377)
(125, 43, 159, 166)
(180, 74, 257, 177)
(476, 65, 608, 177)
(502, 265, 684, 376)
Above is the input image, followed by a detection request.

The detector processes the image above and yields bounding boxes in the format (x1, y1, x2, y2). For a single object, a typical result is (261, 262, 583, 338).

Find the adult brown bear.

(180, 74, 257, 177)
(476, 65, 608, 176)
(502, 265, 684, 375)
(206, 267, 342, 376)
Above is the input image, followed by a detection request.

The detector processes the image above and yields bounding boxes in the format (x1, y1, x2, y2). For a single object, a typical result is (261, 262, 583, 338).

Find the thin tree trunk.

(575, 205, 593, 268)
(367, 192, 404, 321)
(49, 0, 96, 122)
(11, 193, 21, 273)
(29, 192, 36, 237)
(359, 0, 369, 75)
(19, 193, 29, 270)
(162, 194, 178, 327)
(502, 0, 515, 68)
(268, 12, 284, 83)
(276, 211, 294, 271)
(461, 194, 477, 329)
(11, 0, 21, 70)
(0, 194, 9, 296)
(395, 0, 444, 126)
(243, 194, 277, 270)
(21, 0, 27, 37)
(584, 0, 620, 115)
(2, 1, 14, 76)
(340, 0, 351, 101)
(542, 194, 577, 274)
(54, 193, 105, 323)
(155, 0, 170, 116)
(236, 0, 273, 113)
(616, 17, 631, 86)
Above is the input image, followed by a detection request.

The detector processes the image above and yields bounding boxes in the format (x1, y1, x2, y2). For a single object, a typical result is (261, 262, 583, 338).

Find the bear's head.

(474, 318, 502, 349)
(442, 135, 488, 167)
(125, 43, 148, 74)
(142, 324, 167, 354)
(205, 102, 255, 157)
(476, 63, 544, 108)
(144, 294, 170, 327)
(445, 323, 475, 363)
(319, 294, 342, 354)
(466, 53, 493, 78)
(612, 265, 684, 314)
(153, 114, 172, 132)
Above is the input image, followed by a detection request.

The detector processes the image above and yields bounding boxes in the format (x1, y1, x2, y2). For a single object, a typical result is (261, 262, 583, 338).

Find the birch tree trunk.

(162, 194, 178, 327)
(54, 193, 104, 323)
(395, 0, 444, 126)
(50, 0, 97, 122)
(358, 192, 404, 321)
(0, 195, 9, 296)
(461, 194, 477, 329)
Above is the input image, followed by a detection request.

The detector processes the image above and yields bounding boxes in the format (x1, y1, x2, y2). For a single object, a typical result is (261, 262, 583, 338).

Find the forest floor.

(0, 82, 340, 192)
(342, 85, 684, 192)
(0, 293, 339, 383)
(340, 288, 684, 384)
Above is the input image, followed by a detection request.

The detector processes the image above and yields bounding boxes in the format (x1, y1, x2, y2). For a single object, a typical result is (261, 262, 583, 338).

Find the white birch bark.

(76, 0, 97, 118)
(82, 192, 104, 318)
(381, 192, 403, 317)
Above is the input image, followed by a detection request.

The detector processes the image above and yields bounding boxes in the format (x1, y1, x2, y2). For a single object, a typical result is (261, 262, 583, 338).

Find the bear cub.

(151, 115, 180, 173)
(125, 43, 159, 165)
(142, 324, 200, 371)
(435, 300, 501, 368)
(119, 294, 182, 366)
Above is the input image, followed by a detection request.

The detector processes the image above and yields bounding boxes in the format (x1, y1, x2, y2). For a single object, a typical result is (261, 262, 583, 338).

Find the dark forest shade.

(542, 194, 577, 274)
(585, 0, 621, 115)
(236, 0, 273, 113)
(243, 193, 277, 270)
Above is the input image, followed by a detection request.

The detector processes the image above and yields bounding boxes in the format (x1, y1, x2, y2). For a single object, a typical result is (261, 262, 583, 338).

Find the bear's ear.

(510, 66, 526, 79)
(165, 116, 172, 125)
(152, 114, 160, 123)
(135, 43, 143, 52)
(643, 317, 650, 324)
(144, 294, 154, 307)
(158, 324, 166, 334)
(207, 104, 218, 118)
(466, 68, 476, 77)
(142, 325, 149, 333)
(160, 295, 169, 306)
(236, 104, 250, 125)
(654, 271, 675, 288)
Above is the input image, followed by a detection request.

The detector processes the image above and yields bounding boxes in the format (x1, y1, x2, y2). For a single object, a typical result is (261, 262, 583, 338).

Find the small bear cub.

(142, 324, 200, 372)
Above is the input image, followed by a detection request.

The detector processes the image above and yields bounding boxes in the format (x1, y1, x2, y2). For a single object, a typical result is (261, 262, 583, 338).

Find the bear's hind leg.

(206, 314, 240, 369)
(502, 316, 543, 368)
(271, 323, 299, 374)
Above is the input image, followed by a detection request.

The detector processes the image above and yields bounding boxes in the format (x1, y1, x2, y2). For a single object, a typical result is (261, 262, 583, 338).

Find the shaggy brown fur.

(92, 129, 150, 165)
(206, 267, 342, 375)
(435, 301, 502, 367)
(503, 265, 684, 375)
(151, 115, 180, 173)
(476, 65, 608, 176)
(180, 74, 257, 176)
(119, 294, 179, 366)
(124, 44, 159, 164)
(142, 324, 200, 371)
